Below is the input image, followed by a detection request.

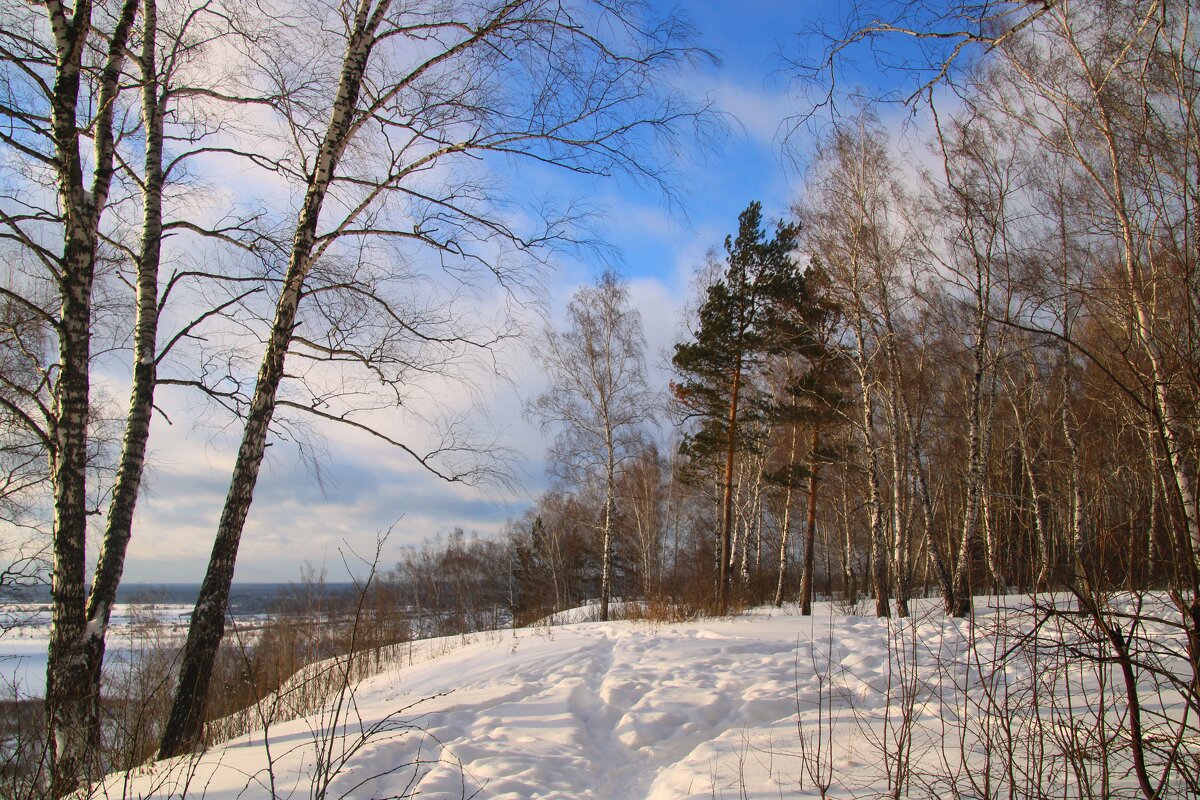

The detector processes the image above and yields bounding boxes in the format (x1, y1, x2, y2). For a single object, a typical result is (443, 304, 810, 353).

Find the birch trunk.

(899, 379, 954, 611)
(1010, 386, 1051, 590)
(951, 357, 984, 616)
(877, 339, 910, 619)
(718, 362, 742, 613)
(856, 335, 889, 618)
(950, 279, 990, 617)
(600, 438, 615, 622)
(752, 464, 763, 573)
(887, 405, 910, 618)
(731, 461, 744, 582)
(839, 463, 857, 605)
(43, 0, 139, 793)
(158, 0, 392, 757)
(1058, 14, 1200, 601)
(83, 0, 167, 750)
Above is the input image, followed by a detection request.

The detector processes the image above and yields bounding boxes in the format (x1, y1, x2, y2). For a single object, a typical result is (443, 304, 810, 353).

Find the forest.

(2, 0, 1200, 797)
(514, 0, 1200, 627)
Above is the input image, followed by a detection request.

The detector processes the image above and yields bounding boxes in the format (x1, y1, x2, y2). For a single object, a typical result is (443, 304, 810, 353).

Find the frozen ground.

(0, 603, 193, 697)
(101, 596, 1200, 799)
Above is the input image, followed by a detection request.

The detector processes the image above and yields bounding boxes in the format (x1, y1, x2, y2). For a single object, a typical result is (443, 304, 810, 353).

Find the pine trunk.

(800, 430, 820, 616)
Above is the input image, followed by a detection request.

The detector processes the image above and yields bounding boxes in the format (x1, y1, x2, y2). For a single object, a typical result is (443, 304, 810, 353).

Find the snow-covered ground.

(0, 603, 194, 697)
(100, 596, 1199, 799)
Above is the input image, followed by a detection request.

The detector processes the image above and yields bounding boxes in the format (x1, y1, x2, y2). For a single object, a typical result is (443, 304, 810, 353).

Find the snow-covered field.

(0, 603, 193, 697)
(99, 597, 1199, 799)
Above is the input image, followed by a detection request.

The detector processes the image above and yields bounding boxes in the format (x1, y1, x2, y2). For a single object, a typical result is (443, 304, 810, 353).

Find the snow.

(85, 601, 110, 641)
(72, 598, 1200, 798)
(0, 603, 193, 697)
(0, 628, 51, 696)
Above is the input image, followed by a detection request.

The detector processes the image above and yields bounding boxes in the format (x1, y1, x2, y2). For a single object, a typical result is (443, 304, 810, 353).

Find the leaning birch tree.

(159, 0, 709, 756)
(79, 0, 274, 768)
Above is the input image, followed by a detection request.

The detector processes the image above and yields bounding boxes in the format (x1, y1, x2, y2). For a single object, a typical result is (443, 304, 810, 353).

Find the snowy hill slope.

(105, 599, 1195, 799)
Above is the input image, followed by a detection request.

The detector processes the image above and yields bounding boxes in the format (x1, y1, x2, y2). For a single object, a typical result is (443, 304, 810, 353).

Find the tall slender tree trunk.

(751, 461, 764, 574)
(732, 461, 746, 582)
(718, 362, 742, 613)
(857, 349, 888, 618)
(951, 297, 990, 618)
(600, 438, 615, 622)
(839, 463, 857, 605)
(886, 391, 910, 618)
(952, 385, 983, 615)
(84, 0, 167, 751)
(774, 425, 798, 608)
(159, 0, 391, 758)
(44, 2, 139, 793)
(1086, 46, 1200, 588)
(800, 428, 821, 616)
(739, 453, 763, 582)
(876, 278, 909, 618)
(1011, 387, 1050, 590)
(46, 202, 98, 800)
(982, 489, 1002, 594)
(1149, 436, 1176, 585)
(899, 387, 954, 611)
(1060, 340, 1088, 595)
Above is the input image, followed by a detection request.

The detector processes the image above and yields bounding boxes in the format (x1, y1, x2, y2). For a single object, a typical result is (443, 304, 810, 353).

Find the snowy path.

(402, 625, 801, 799)
(312, 618, 820, 799)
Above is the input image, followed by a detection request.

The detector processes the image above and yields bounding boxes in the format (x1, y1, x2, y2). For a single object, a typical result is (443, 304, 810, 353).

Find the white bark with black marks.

(159, 0, 394, 757)
(41, 0, 140, 793)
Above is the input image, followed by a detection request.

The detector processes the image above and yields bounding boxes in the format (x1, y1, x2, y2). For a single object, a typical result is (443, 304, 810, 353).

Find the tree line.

(517, 0, 1200, 665)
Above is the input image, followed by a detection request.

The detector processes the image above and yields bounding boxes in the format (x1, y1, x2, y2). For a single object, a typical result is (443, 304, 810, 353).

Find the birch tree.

(2, 0, 275, 787)
(1000, 0, 1200, 595)
(79, 0, 277, 772)
(0, 0, 140, 791)
(529, 271, 655, 622)
(801, 124, 903, 618)
(921, 112, 1016, 617)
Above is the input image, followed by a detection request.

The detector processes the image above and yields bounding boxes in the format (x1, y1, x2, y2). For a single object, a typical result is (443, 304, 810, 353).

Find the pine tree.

(671, 202, 806, 612)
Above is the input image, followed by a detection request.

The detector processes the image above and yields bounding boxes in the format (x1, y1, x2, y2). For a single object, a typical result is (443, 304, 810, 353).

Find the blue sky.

(120, 1, 871, 583)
